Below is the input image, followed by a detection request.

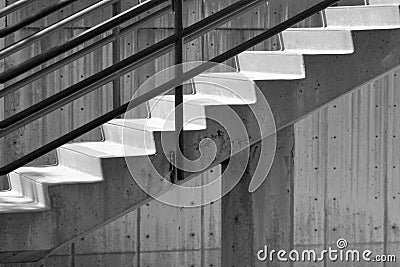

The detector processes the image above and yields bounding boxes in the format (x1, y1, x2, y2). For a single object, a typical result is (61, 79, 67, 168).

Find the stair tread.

(154, 94, 255, 105)
(0, 190, 47, 213)
(197, 71, 253, 81)
(239, 71, 304, 80)
(284, 27, 350, 32)
(197, 71, 259, 85)
(61, 140, 154, 158)
(109, 117, 206, 131)
(14, 165, 103, 184)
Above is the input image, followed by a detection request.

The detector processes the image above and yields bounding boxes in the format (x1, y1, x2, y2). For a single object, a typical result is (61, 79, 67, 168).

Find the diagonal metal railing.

(0, 0, 340, 177)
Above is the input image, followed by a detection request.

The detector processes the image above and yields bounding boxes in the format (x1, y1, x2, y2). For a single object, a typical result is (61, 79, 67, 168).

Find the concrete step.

(128, 71, 257, 123)
(7, 171, 48, 209)
(281, 28, 354, 54)
(146, 72, 257, 111)
(326, 5, 400, 29)
(103, 117, 204, 157)
(57, 141, 153, 177)
(1, 165, 103, 214)
(0, 190, 47, 213)
(13, 166, 102, 185)
(237, 51, 305, 80)
(148, 97, 207, 126)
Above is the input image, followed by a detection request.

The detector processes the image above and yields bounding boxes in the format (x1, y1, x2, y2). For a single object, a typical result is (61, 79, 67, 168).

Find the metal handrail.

(0, 0, 35, 18)
(0, 0, 169, 82)
(0, 0, 266, 130)
(0, 6, 171, 98)
(0, 0, 260, 97)
(0, 0, 80, 38)
(0, 0, 340, 176)
(174, 0, 184, 182)
(0, 0, 119, 61)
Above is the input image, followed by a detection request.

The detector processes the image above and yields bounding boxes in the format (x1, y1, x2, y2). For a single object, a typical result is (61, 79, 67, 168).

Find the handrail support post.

(112, 0, 122, 115)
(174, 0, 184, 182)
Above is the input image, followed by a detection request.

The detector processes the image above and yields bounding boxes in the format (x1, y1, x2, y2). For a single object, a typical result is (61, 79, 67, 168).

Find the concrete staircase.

(1, 1, 400, 263)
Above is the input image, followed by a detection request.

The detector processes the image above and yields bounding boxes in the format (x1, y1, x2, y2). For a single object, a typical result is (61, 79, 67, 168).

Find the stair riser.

(237, 52, 305, 80)
(193, 74, 257, 104)
(282, 29, 354, 54)
(57, 148, 103, 177)
(102, 123, 156, 153)
(191, 73, 257, 103)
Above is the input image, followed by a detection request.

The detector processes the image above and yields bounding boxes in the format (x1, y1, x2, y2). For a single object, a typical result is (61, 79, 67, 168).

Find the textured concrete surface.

(1, 3, 400, 264)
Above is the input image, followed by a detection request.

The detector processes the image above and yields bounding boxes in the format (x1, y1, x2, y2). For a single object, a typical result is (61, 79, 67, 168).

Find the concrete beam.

(221, 126, 295, 267)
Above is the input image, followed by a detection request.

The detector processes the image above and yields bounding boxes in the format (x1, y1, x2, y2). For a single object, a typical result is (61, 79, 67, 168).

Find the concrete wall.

(0, 167, 221, 267)
(294, 67, 400, 267)
(2, 0, 399, 266)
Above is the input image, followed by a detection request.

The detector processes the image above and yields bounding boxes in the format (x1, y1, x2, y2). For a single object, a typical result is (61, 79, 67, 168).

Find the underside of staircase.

(1, 0, 400, 263)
